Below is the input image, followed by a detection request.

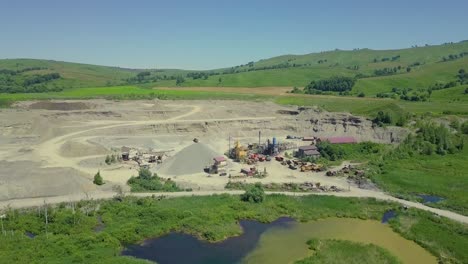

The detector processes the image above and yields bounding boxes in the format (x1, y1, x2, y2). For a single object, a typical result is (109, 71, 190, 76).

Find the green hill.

(0, 59, 138, 92)
(1, 40, 467, 98)
(151, 41, 468, 93)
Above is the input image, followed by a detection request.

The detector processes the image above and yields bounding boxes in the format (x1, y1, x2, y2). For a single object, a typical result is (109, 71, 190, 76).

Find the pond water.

(381, 210, 397, 223)
(419, 194, 444, 203)
(25, 231, 36, 238)
(123, 217, 437, 264)
(122, 217, 294, 264)
(244, 218, 437, 264)
(94, 215, 105, 232)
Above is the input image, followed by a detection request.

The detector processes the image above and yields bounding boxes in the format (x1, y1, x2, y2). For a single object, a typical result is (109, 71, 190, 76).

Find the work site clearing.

(1, 99, 468, 223)
(0, 99, 402, 196)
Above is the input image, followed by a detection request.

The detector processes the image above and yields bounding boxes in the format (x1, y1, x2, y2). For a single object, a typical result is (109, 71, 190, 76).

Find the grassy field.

(0, 86, 271, 102)
(2, 85, 467, 118)
(0, 195, 466, 263)
(276, 92, 468, 117)
(373, 144, 468, 216)
(153, 66, 356, 88)
(295, 239, 401, 264)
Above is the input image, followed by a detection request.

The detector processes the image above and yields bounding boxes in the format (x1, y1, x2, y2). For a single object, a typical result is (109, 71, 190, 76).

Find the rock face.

(131, 108, 408, 144)
(303, 109, 407, 143)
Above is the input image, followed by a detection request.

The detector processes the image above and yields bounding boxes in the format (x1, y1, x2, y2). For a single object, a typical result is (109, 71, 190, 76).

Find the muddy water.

(122, 217, 436, 264)
(243, 218, 437, 264)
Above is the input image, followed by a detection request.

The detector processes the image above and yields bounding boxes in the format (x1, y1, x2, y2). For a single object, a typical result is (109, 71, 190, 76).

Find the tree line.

(394, 121, 465, 156)
(372, 55, 400, 63)
(376, 87, 431, 102)
(373, 66, 403, 76)
(0, 71, 62, 93)
(304, 76, 356, 93)
(441, 52, 468, 62)
(0, 66, 47, 76)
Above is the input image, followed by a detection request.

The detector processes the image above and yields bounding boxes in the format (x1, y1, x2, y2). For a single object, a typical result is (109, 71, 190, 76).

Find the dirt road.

(1, 189, 467, 224)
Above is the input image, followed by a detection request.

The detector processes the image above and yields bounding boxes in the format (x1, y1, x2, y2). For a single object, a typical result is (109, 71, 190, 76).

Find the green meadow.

(373, 142, 468, 216)
(0, 86, 270, 102)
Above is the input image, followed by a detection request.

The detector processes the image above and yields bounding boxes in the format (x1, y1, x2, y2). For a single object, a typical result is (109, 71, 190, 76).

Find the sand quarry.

(0, 99, 407, 202)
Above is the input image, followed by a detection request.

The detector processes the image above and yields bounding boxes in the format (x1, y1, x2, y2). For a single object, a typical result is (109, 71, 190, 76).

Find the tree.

(357, 92, 365, 97)
(464, 88, 468, 94)
(406, 67, 411, 73)
(373, 111, 392, 126)
(175, 76, 185, 86)
(461, 121, 468, 135)
(449, 119, 460, 131)
(138, 168, 153, 180)
(241, 183, 265, 203)
(316, 141, 345, 161)
(105, 155, 111, 165)
(93, 171, 104, 185)
(458, 69, 467, 84)
(291, 86, 302, 93)
(136, 71, 151, 82)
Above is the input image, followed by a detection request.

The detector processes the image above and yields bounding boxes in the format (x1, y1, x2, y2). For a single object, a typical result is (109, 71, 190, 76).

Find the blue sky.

(1, 0, 467, 69)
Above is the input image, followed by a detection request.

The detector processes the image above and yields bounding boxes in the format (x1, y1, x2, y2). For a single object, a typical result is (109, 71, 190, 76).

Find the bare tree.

(44, 200, 49, 238)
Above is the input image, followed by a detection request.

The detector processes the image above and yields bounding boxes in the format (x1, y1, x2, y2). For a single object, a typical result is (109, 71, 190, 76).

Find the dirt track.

(1, 189, 467, 224)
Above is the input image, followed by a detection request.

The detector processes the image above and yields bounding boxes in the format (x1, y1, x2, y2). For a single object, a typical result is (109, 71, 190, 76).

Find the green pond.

(243, 218, 437, 264)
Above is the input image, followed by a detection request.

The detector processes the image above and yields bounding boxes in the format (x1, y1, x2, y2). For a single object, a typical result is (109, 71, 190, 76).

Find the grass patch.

(0, 86, 272, 102)
(0, 98, 12, 108)
(373, 147, 468, 216)
(295, 239, 401, 264)
(390, 208, 468, 263)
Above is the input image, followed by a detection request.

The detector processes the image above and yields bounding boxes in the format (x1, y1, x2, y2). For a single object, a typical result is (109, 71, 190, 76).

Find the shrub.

(373, 111, 392, 126)
(105, 155, 111, 165)
(138, 168, 152, 180)
(240, 183, 265, 203)
(316, 141, 345, 161)
(127, 169, 181, 192)
(93, 171, 104, 185)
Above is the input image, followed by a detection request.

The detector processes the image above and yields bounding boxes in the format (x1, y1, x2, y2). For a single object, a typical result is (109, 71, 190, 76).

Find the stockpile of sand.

(59, 140, 108, 158)
(157, 143, 219, 176)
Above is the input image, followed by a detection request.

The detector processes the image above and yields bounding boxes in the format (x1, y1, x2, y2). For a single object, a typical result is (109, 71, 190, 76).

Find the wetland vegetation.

(0, 195, 467, 263)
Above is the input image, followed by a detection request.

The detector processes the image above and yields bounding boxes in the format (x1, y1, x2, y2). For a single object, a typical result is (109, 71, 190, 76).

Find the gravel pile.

(157, 143, 219, 176)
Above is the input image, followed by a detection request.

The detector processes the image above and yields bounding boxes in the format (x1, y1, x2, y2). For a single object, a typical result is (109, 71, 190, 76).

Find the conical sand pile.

(157, 143, 219, 176)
